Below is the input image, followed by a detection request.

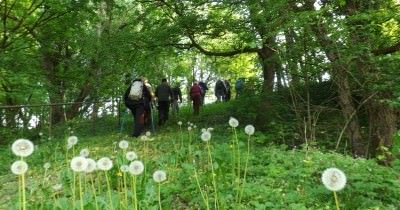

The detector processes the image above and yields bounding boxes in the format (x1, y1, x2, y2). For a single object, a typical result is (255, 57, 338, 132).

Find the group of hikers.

(124, 76, 245, 137)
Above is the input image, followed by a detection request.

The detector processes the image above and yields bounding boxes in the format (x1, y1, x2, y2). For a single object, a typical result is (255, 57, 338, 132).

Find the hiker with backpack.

(155, 78, 173, 126)
(124, 77, 153, 137)
(190, 81, 202, 115)
(171, 83, 182, 114)
(215, 79, 226, 102)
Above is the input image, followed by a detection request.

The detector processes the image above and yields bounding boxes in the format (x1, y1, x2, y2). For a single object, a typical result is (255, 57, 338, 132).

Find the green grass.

(0, 101, 399, 209)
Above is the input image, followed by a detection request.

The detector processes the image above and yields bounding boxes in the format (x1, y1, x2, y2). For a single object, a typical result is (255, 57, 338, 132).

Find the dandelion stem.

(194, 167, 209, 210)
(18, 175, 22, 210)
(132, 176, 138, 210)
(21, 173, 26, 210)
(238, 135, 251, 206)
(207, 142, 219, 210)
(78, 173, 84, 210)
(105, 171, 114, 210)
(158, 183, 162, 210)
(123, 172, 128, 209)
(72, 171, 76, 209)
(90, 175, 99, 210)
(333, 191, 340, 210)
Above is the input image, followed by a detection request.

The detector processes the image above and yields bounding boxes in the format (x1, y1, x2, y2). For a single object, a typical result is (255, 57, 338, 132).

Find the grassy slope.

(0, 101, 399, 209)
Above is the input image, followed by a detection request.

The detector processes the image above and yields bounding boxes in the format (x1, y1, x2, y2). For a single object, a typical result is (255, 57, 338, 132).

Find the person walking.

(124, 77, 152, 137)
(155, 78, 173, 126)
(143, 77, 156, 130)
(171, 83, 182, 114)
(190, 81, 202, 115)
(198, 81, 208, 105)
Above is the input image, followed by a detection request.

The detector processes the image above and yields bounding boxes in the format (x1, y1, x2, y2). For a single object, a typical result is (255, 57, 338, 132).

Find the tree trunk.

(254, 42, 279, 130)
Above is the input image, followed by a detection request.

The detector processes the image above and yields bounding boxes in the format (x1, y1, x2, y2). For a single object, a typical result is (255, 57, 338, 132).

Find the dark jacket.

(172, 87, 182, 102)
(156, 82, 173, 102)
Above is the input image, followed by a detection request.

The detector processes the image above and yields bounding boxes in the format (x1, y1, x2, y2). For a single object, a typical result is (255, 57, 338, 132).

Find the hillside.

(1, 102, 399, 210)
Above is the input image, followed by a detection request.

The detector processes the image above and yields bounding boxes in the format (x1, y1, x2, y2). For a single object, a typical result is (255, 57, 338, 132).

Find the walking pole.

(150, 101, 156, 133)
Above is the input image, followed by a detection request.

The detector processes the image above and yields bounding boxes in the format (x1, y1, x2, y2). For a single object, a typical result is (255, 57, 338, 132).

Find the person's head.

(193, 80, 198, 85)
(162, 78, 167, 83)
(141, 76, 148, 83)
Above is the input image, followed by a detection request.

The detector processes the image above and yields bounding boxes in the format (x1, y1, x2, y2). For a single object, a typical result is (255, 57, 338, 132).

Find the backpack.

(128, 80, 143, 100)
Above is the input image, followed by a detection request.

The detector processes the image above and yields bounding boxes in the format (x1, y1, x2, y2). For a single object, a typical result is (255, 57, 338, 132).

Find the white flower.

(97, 157, 113, 171)
(70, 156, 88, 172)
(119, 140, 129, 150)
(67, 136, 78, 146)
(11, 139, 34, 157)
(140, 135, 148, 141)
(44, 162, 51, 170)
(201, 131, 211, 142)
(178, 121, 182, 126)
(80, 148, 90, 157)
(228, 117, 239, 128)
(201, 128, 207, 133)
(193, 125, 197, 129)
(207, 127, 214, 132)
(85, 158, 97, 173)
(153, 170, 167, 183)
(245, 125, 255, 135)
(39, 132, 43, 136)
(67, 143, 73, 150)
(145, 131, 151, 137)
(52, 184, 63, 191)
(188, 126, 192, 131)
(129, 160, 144, 176)
(121, 165, 130, 173)
(126, 151, 138, 161)
(11, 160, 28, 175)
(321, 168, 347, 192)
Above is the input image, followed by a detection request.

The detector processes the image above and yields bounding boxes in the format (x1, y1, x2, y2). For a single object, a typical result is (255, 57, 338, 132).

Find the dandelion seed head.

(80, 148, 90, 157)
(44, 162, 51, 170)
(67, 136, 78, 146)
(119, 140, 129, 150)
(70, 156, 88, 172)
(39, 132, 43, 136)
(97, 157, 113, 171)
(201, 131, 212, 142)
(321, 168, 347, 192)
(121, 164, 130, 173)
(188, 126, 192, 131)
(201, 128, 206, 133)
(11, 139, 34, 157)
(145, 131, 151, 137)
(129, 160, 144, 175)
(52, 184, 63, 191)
(229, 117, 239, 128)
(85, 158, 97, 173)
(245, 125, 255, 135)
(153, 170, 167, 183)
(207, 127, 214, 132)
(11, 160, 28, 175)
(126, 151, 138, 161)
(178, 121, 182, 126)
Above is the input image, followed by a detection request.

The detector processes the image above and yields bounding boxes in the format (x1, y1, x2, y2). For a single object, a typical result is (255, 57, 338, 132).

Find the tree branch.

(188, 34, 259, 57)
(372, 42, 400, 56)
